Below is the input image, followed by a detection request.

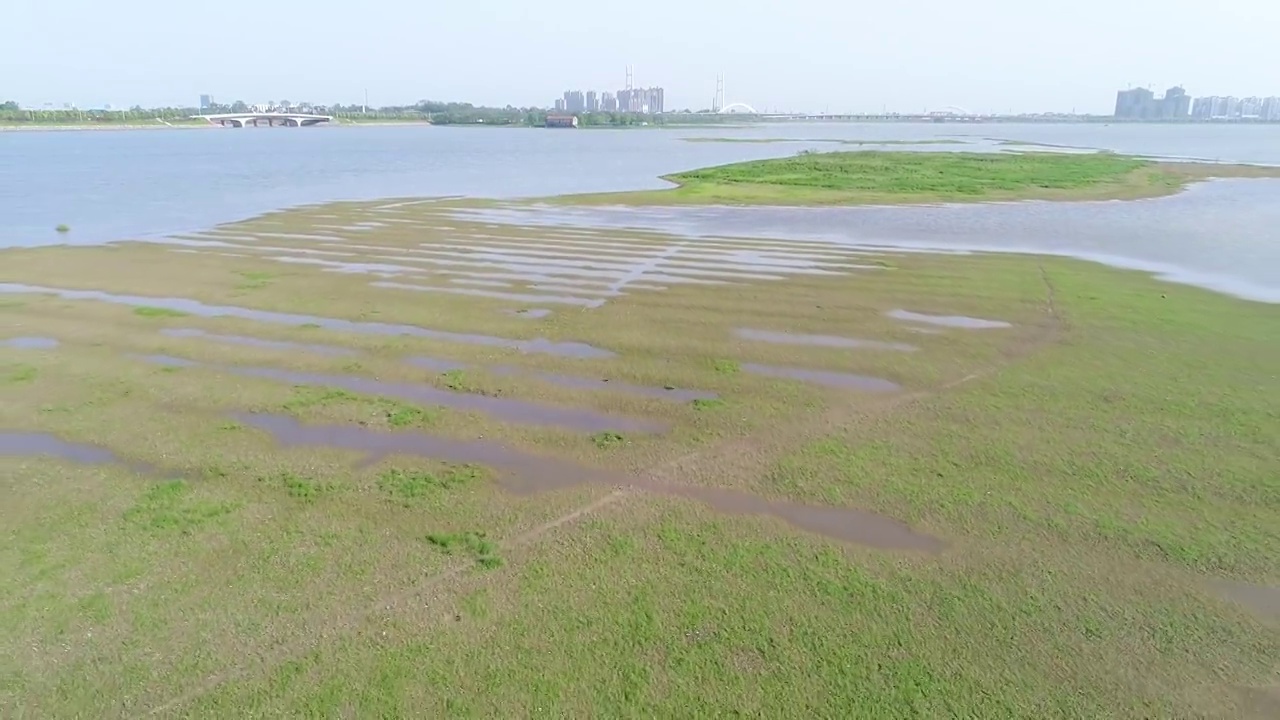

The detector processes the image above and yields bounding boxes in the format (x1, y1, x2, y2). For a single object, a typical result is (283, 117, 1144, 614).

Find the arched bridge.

(717, 102, 760, 115)
(193, 112, 333, 128)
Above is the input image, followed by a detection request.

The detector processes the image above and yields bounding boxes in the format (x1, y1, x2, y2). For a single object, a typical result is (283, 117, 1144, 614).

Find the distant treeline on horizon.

(0, 99, 735, 126)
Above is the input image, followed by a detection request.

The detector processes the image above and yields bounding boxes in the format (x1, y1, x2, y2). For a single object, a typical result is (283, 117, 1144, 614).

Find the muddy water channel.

(0, 283, 613, 359)
(239, 413, 942, 551)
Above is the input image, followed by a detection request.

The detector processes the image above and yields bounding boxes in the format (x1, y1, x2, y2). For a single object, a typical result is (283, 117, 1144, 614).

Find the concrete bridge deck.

(193, 112, 333, 128)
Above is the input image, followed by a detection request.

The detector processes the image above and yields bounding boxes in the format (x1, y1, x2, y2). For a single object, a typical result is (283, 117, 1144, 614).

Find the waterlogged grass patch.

(281, 385, 436, 428)
(692, 398, 726, 411)
(235, 270, 277, 290)
(5, 363, 38, 383)
(263, 471, 338, 503)
(123, 480, 237, 534)
(282, 385, 358, 412)
(591, 431, 626, 449)
(384, 402, 433, 428)
(425, 531, 502, 569)
(377, 465, 485, 503)
(711, 359, 740, 375)
(441, 369, 478, 393)
(133, 306, 189, 319)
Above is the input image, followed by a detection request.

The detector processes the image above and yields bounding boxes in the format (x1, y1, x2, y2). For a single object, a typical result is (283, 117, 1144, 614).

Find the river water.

(2, 122, 1279, 301)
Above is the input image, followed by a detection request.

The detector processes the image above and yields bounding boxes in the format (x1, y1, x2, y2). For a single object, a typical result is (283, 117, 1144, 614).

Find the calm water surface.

(2, 122, 1279, 301)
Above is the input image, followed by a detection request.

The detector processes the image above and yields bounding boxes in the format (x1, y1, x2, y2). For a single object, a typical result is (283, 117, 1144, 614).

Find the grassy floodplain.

(560, 149, 1280, 206)
(1, 154, 1278, 717)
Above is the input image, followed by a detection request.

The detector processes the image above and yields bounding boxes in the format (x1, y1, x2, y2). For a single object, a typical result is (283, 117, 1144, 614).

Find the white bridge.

(193, 112, 333, 128)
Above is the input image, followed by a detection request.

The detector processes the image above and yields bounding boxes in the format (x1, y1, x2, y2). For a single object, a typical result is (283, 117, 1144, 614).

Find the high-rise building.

(553, 71, 666, 115)
(1161, 87, 1190, 119)
(1240, 97, 1264, 118)
(1264, 97, 1280, 121)
(1113, 86, 1189, 120)
(199, 94, 214, 110)
(559, 90, 586, 113)
(644, 87, 665, 114)
(1191, 97, 1213, 119)
(1224, 96, 1242, 118)
(1114, 87, 1155, 118)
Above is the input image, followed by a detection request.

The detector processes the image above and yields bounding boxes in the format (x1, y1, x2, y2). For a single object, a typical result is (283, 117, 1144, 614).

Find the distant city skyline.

(553, 71, 666, 114)
(1114, 85, 1280, 121)
(6, 1, 1280, 115)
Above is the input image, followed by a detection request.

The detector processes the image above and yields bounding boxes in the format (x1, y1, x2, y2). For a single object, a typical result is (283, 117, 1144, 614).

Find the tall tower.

(714, 75, 725, 113)
(625, 65, 634, 91)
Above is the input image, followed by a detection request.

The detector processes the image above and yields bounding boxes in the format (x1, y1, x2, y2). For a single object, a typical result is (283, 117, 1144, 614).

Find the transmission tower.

(714, 75, 725, 113)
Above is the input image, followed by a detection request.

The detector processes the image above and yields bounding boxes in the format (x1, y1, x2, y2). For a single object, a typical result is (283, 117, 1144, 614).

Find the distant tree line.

(0, 96, 734, 127)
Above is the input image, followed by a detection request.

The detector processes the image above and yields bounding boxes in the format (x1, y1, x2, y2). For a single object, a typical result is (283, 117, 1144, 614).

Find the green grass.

(123, 480, 238, 534)
(235, 270, 277, 291)
(591, 431, 626, 449)
(711, 359, 740, 375)
(269, 472, 338, 503)
(133, 306, 188, 318)
(5, 363, 38, 383)
(1, 195, 1277, 717)
(440, 369, 476, 392)
(377, 465, 485, 503)
(425, 531, 502, 569)
(281, 385, 436, 429)
(557, 151, 1280, 206)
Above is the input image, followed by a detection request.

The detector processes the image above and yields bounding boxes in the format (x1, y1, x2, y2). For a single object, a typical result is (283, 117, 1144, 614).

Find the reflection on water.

(735, 328, 917, 351)
(138, 354, 665, 433)
(161, 328, 358, 356)
(461, 178, 1280, 303)
(0, 431, 121, 464)
(0, 431, 155, 475)
(0, 283, 614, 359)
(885, 310, 1011, 329)
(1, 336, 60, 349)
(663, 484, 943, 552)
(237, 412, 939, 550)
(742, 363, 901, 392)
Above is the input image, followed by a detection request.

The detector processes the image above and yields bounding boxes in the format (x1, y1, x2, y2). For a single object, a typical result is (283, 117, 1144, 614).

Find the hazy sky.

(5, 0, 1276, 113)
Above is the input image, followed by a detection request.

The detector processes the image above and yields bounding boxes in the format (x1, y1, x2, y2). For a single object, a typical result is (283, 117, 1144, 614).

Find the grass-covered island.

(559, 150, 1280, 206)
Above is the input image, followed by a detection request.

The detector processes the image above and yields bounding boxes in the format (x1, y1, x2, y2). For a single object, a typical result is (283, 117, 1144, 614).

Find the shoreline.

(548, 152, 1280, 207)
